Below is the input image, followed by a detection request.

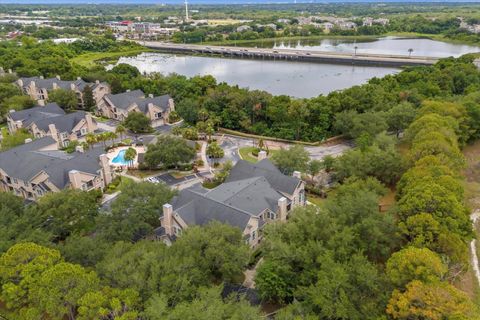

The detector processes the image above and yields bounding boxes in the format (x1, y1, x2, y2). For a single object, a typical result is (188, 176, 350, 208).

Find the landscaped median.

(218, 127, 344, 147)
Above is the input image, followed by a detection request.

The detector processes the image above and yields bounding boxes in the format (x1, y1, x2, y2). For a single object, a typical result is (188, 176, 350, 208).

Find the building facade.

(16, 76, 110, 109)
(97, 90, 174, 127)
(158, 159, 305, 247)
(0, 137, 113, 201)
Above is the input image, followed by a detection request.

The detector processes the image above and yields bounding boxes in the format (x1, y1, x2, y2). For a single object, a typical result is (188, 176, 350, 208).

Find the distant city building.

(236, 25, 252, 32)
(277, 18, 291, 24)
(363, 17, 389, 27)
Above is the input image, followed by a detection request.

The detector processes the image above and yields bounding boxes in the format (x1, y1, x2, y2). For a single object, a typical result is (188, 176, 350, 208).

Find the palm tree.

(85, 133, 97, 149)
(408, 48, 413, 57)
(124, 147, 137, 168)
(116, 125, 126, 141)
(106, 131, 118, 147)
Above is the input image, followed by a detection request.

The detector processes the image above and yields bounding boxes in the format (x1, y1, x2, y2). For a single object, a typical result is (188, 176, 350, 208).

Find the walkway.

(470, 210, 480, 286)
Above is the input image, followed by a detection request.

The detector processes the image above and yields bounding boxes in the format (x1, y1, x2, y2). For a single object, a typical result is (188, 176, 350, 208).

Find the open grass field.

(71, 48, 151, 68)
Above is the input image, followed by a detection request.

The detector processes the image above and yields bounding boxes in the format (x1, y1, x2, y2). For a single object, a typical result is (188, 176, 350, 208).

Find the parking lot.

(147, 173, 198, 186)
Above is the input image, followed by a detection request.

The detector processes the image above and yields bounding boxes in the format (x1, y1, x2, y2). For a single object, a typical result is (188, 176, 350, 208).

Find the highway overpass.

(139, 41, 440, 68)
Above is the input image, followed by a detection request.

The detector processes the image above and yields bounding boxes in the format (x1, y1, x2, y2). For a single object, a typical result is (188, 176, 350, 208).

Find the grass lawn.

(307, 194, 326, 207)
(127, 169, 162, 179)
(105, 176, 134, 194)
(71, 48, 152, 68)
(170, 170, 194, 179)
(239, 146, 258, 163)
(239, 146, 279, 163)
(92, 115, 110, 123)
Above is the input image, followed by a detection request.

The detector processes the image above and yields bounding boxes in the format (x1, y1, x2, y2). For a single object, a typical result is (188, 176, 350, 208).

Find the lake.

(242, 36, 480, 58)
(111, 37, 480, 98)
(112, 52, 399, 98)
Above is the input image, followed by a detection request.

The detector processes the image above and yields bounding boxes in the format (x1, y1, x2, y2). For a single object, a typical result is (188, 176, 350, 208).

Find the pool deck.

(107, 146, 145, 168)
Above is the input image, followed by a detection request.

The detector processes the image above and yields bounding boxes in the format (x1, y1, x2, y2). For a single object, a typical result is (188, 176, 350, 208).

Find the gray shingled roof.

(226, 159, 300, 195)
(9, 103, 65, 127)
(104, 90, 145, 110)
(104, 90, 171, 113)
(19, 77, 103, 92)
(171, 160, 296, 230)
(34, 111, 91, 133)
(0, 137, 104, 189)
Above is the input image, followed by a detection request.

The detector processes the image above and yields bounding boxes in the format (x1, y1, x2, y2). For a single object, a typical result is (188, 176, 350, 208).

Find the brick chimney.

(278, 197, 288, 221)
(293, 171, 301, 179)
(48, 124, 59, 144)
(55, 75, 61, 80)
(85, 113, 95, 132)
(163, 203, 174, 236)
(99, 154, 113, 186)
(37, 99, 45, 106)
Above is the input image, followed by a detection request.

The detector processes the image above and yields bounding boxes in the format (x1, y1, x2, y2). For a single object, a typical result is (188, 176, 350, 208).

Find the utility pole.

(185, 0, 189, 22)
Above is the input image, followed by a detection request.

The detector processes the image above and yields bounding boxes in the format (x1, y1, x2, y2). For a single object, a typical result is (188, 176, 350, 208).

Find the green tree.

(386, 102, 416, 137)
(143, 286, 261, 320)
(0, 128, 33, 151)
(49, 88, 78, 111)
(77, 287, 140, 320)
(206, 141, 224, 163)
(123, 112, 152, 133)
(124, 147, 137, 167)
(96, 181, 176, 242)
(115, 124, 126, 140)
(82, 84, 95, 111)
(386, 247, 447, 288)
(271, 145, 310, 175)
(387, 280, 480, 320)
(144, 135, 196, 169)
(0, 243, 62, 312)
(31, 262, 100, 320)
(28, 189, 100, 240)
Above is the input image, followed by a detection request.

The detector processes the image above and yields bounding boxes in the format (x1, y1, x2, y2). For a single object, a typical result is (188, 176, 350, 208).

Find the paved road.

(217, 134, 351, 163)
(141, 41, 438, 67)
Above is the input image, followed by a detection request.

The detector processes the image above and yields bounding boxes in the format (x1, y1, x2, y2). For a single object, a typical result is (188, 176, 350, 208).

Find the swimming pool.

(111, 149, 130, 166)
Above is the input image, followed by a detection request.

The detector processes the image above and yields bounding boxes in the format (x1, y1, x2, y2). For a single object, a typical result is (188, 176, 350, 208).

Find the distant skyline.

(6, 0, 480, 4)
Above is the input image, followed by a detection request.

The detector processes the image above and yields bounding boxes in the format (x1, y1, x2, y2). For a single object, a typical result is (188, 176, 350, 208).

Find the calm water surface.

(113, 53, 398, 98)
(112, 38, 480, 98)
(243, 37, 480, 58)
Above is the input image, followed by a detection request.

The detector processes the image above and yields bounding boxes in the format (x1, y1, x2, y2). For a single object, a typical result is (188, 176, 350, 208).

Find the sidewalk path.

(470, 210, 480, 287)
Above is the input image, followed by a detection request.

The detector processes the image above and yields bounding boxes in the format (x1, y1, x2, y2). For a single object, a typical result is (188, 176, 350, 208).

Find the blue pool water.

(111, 149, 131, 165)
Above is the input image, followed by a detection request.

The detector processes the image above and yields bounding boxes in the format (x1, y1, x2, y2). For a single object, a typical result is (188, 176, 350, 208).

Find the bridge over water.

(140, 41, 440, 68)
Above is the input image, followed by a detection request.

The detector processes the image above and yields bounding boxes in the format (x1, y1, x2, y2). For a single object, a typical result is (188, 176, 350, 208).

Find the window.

(299, 190, 305, 204)
(61, 132, 68, 139)
(174, 226, 182, 236)
(267, 211, 277, 220)
(80, 128, 88, 136)
(251, 230, 256, 240)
